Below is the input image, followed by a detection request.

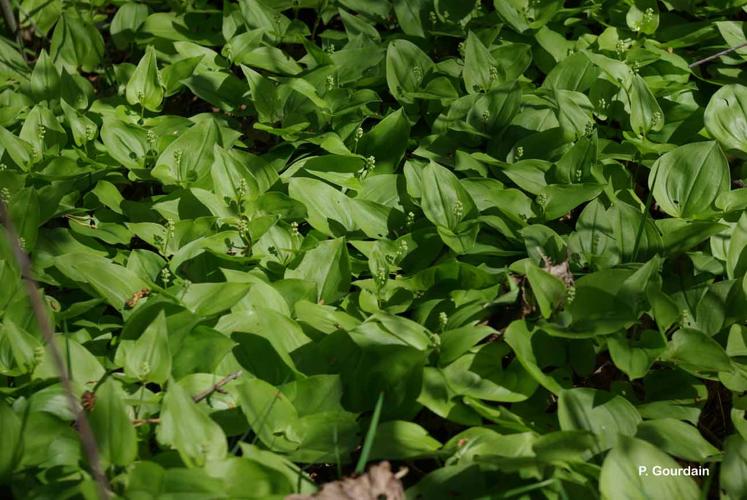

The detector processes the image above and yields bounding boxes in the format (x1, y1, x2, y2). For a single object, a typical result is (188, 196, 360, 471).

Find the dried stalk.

(132, 418, 161, 427)
(0, 200, 110, 499)
(689, 41, 747, 68)
(192, 370, 242, 403)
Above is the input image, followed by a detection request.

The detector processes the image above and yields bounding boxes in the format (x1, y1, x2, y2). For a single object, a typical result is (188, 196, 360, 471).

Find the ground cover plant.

(3, 0, 747, 498)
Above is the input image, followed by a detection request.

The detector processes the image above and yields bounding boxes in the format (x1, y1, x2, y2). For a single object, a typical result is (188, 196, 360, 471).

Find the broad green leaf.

(526, 263, 566, 318)
(650, 142, 730, 219)
(54, 253, 150, 310)
(504, 320, 567, 395)
(234, 47, 302, 75)
(421, 162, 477, 231)
(357, 108, 410, 173)
(158, 379, 228, 467)
(111, 2, 149, 49)
(122, 311, 171, 384)
(664, 328, 733, 376)
(704, 84, 747, 156)
(466, 82, 521, 136)
(236, 377, 299, 453)
(50, 10, 104, 72)
(30, 50, 59, 102)
(180, 282, 251, 316)
(286, 238, 350, 304)
(0, 320, 42, 377)
(558, 387, 641, 452)
(101, 118, 149, 170)
(386, 39, 435, 104)
(89, 378, 138, 466)
(626, 0, 659, 35)
(608, 330, 666, 380)
(463, 31, 497, 94)
(600, 436, 699, 500)
(0, 401, 22, 481)
(126, 46, 164, 112)
(369, 421, 441, 460)
(152, 119, 221, 187)
(722, 435, 747, 499)
(636, 419, 719, 462)
(287, 177, 355, 235)
(727, 212, 747, 279)
(629, 74, 663, 136)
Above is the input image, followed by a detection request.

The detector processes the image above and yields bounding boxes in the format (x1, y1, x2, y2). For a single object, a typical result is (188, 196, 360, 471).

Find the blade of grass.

(355, 391, 384, 474)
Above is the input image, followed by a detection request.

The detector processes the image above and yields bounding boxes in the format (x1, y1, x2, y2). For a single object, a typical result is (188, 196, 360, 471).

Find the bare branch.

(132, 418, 161, 427)
(192, 370, 243, 403)
(0, 200, 110, 500)
(689, 41, 747, 68)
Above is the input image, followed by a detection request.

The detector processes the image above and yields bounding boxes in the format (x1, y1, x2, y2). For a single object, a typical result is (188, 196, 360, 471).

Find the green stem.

(355, 391, 384, 474)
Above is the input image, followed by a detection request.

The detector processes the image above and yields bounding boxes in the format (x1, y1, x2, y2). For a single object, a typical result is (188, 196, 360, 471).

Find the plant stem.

(0, 200, 111, 500)
(192, 370, 242, 403)
(689, 41, 747, 68)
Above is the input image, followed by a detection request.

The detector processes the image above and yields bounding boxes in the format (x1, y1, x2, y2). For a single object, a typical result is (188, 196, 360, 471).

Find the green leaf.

(629, 74, 663, 136)
(608, 330, 666, 380)
(558, 387, 641, 452)
(30, 50, 59, 102)
(368, 421, 441, 460)
(122, 311, 171, 384)
(392, 0, 428, 37)
(287, 177, 355, 235)
(526, 263, 566, 318)
(111, 2, 149, 49)
(704, 84, 747, 156)
(463, 31, 497, 94)
(152, 119, 221, 187)
(50, 10, 104, 72)
(0, 320, 42, 377)
(157, 379, 228, 467)
(386, 39, 435, 104)
(636, 419, 719, 462)
(722, 435, 747, 499)
(650, 142, 730, 219)
(626, 0, 659, 35)
(100, 118, 149, 171)
(126, 46, 164, 112)
(727, 212, 747, 280)
(357, 108, 410, 173)
(180, 282, 251, 316)
(286, 238, 351, 304)
(89, 378, 138, 466)
(0, 401, 22, 481)
(54, 253, 150, 310)
(600, 436, 699, 500)
(504, 320, 567, 395)
(421, 162, 477, 231)
(234, 46, 302, 75)
(664, 328, 733, 376)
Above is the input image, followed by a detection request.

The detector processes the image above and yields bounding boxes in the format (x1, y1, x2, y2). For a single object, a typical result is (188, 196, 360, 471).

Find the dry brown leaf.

(286, 462, 406, 500)
(542, 256, 574, 287)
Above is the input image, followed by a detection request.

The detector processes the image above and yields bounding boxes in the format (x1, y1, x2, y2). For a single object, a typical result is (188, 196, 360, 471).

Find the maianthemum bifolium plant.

(4, 0, 747, 498)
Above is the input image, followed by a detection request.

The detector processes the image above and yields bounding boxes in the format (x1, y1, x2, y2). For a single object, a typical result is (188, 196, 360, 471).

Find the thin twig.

(0, 200, 111, 500)
(132, 418, 161, 427)
(192, 370, 242, 403)
(689, 41, 747, 68)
